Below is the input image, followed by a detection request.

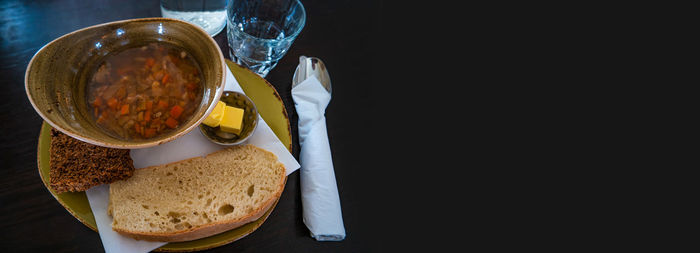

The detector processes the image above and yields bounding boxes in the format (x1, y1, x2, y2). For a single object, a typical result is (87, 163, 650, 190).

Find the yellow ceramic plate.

(36, 60, 292, 252)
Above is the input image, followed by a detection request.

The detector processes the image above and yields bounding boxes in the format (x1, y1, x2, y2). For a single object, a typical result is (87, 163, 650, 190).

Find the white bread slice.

(109, 144, 286, 242)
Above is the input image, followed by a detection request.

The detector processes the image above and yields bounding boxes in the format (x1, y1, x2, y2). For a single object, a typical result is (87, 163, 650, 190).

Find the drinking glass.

(161, 0, 228, 36)
(226, 0, 306, 77)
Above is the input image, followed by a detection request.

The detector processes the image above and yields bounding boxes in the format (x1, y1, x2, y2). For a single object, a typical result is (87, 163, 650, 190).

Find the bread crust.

(110, 145, 286, 242)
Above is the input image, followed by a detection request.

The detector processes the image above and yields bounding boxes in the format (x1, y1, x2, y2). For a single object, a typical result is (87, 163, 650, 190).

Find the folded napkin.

(85, 67, 300, 253)
(292, 76, 346, 241)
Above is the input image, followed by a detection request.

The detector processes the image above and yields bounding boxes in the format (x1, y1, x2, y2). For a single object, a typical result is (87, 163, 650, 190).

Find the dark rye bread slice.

(50, 129, 135, 193)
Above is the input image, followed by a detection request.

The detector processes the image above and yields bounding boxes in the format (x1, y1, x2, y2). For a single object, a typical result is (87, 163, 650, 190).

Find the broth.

(86, 42, 203, 140)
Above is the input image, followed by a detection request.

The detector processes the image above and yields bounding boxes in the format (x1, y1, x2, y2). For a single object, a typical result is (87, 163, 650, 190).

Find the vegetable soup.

(86, 42, 203, 140)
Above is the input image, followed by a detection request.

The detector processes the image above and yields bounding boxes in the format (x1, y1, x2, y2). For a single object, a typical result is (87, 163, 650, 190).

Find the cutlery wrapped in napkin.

(292, 68, 346, 241)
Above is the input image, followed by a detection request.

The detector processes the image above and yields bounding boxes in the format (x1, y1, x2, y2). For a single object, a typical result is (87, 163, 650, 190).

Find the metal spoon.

(292, 56, 332, 94)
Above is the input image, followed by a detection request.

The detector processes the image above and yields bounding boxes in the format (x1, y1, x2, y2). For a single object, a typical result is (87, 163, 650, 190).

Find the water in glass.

(227, 18, 293, 77)
(226, 0, 305, 77)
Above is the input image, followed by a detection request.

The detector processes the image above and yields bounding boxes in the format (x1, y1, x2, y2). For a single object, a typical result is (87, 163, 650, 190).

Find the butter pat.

(220, 105, 244, 135)
(202, 101, 226, 127)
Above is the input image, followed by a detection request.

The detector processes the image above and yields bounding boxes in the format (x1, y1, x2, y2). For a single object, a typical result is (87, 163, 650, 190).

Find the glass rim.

(228, 0, 306, 42)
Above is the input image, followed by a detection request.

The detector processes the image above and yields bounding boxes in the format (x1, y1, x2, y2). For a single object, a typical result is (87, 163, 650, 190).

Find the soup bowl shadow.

(25, 18, 225, 149)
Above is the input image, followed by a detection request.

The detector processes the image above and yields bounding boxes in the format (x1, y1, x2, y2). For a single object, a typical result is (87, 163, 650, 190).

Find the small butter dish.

(199, 91, 258, 145)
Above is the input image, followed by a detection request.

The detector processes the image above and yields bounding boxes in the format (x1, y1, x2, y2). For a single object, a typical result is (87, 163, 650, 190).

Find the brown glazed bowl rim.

(25, 17, 226, 149)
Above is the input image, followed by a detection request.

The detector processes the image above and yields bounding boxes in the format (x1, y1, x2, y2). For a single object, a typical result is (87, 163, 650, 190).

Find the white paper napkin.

(292, 76, 346, 241)
(85, 67, 300, 253)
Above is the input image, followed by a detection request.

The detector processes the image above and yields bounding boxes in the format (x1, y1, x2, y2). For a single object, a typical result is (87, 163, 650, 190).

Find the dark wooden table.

(0, 0, 383, 251)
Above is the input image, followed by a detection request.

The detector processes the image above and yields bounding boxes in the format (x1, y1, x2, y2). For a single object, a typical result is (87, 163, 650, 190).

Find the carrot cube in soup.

(144, 110, 151, 122)
(120, 104, 130, 115)
(97, 111, 108, 124)
(107, 98, 119, 110)
(158, 100, 169, 110)
(170, 105, 184, 119)
(92, 97, 103, 107)
(165, 117, 178, 129)
(161, 73, 170, 84)
(146, 57, 155, 67)
(144, 128, 156, 138)
(146, 101, 153, 111)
